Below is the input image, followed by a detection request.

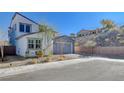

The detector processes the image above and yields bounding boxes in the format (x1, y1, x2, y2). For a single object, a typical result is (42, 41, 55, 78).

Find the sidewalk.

(0, 58, 85, 78)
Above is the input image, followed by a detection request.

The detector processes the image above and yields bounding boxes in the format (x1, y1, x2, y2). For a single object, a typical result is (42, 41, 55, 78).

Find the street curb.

(0, 58, 86, 78)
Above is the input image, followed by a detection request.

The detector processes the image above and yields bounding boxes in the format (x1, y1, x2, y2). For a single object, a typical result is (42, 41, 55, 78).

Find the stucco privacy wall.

(75, 46, 124, 55)
(94, 46, 124, 55)
(16, 32, 53, 57)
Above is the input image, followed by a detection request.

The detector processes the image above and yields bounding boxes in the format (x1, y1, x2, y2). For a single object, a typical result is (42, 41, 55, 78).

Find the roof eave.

(9, 12, 39, 28)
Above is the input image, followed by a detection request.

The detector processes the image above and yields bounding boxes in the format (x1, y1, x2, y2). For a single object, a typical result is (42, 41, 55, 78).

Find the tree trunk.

(0, 46, 4, 62)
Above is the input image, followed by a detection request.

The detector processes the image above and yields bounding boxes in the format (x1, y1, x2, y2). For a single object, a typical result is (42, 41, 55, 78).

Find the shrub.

(48, 52, 52, 57)
(44, 57, 51, 62)
(75, 42, 79, 46)
(44, 52, 53, 62)
(36, 51, 44, 58)
(58, 55, 65, 61)
(31, 59, 38, 64)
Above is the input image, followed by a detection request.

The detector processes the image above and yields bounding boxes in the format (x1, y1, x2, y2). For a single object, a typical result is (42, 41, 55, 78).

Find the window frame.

(19, 23, 25, 32)
(28, 38, 42, 50)
(14, 24, 17, 31)
(35, 39, 41, 49)
(28, 39, 34, 49)
(26, 24, 31, 33)
(19, 23, 32, 33)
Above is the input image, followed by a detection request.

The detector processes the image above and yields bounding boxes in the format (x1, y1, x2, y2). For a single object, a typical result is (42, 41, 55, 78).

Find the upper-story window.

(26, 24, 31, 32)
(19, 23, 31, 33)
(20, 23, 25, 32)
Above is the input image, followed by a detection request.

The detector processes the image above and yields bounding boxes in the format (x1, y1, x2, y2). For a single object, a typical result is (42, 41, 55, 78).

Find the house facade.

(8, 12, 54, 57)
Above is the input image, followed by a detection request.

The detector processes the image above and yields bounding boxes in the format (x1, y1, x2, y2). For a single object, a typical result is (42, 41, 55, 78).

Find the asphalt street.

(1, 58, 124, 81)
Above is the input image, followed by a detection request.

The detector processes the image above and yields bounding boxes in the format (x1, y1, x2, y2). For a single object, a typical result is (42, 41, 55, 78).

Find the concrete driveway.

(1, 57, 124, 81)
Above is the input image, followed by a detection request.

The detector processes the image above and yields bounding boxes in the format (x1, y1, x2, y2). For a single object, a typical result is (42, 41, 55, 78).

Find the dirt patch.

(0, 54, 81, 69)
(0, 56, 28, 63)
(29, 54, 81, 64)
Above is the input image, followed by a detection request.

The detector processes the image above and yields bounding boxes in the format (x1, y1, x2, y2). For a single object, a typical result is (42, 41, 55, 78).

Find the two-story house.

(8, 12, 55, 57)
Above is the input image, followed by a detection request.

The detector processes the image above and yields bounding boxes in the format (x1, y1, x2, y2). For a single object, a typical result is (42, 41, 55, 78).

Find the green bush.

(36, 51, 44, 58)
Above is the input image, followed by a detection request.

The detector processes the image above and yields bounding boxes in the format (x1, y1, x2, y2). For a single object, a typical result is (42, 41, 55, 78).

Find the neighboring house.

(53, 36, 75, 54)
(77, 28, 101, 37)
(8, 12, 55, 57)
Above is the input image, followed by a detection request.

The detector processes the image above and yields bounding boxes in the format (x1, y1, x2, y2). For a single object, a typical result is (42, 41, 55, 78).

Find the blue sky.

(1, 12, 124, 40)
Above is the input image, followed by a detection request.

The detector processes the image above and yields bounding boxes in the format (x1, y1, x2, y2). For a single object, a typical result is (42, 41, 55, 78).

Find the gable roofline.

(9, 12, 39, 28)
(16, 32, 41, 40)
(54, 35, 75, 41)
(16, 30, 59, 40)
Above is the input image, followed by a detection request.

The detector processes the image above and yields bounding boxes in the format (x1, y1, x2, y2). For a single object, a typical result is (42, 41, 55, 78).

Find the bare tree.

(0, 30, 6, 62)
(101, 19, 116, 31)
